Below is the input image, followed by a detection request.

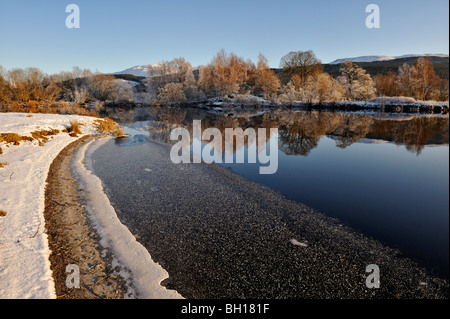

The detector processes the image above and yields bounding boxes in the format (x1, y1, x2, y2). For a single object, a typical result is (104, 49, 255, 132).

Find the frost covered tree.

(253, 53, 280, 99)
(276, 82, 298, 106)
(196, 50, 251, 97)
(157, 82, 186, 106)
(397, 63, 419, 98)
(148, 57, 203, 102)
(303, 72, 344, 103)
(210, 50, 249, 96)
(337, 61, 376, 101)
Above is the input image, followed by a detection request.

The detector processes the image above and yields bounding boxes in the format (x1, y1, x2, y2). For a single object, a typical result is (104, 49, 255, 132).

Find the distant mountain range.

(323, 54, 449, 79)
(114, 53, 449, 80)
(328, 54, 449, 65)
(114, 64, 161, 77)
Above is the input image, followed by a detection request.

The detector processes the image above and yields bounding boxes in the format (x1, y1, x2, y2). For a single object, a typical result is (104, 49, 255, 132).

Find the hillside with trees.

(0, 50, 448, 114)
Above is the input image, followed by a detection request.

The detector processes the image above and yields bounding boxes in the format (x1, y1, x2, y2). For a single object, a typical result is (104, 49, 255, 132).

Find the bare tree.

(374, 72, 399, 97)
(0, 66, 12, 103)
(86, 73, 119, 101)
(197, 65, 215, 98)
(279, 50, 322, 85)
(253, 53, 280, 99)
(413, 57, 437, 100)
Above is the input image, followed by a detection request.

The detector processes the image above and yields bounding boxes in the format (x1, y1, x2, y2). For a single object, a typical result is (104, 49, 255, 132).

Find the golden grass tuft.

(1, 127, 60, 147)
(68, 121, 82, 137)
(94, 118, 116, 133)
(0, 162, 8, 169)
(31, 128, 60, 145)
(0, 210, 6, 217)
(95, 118, 125, 137)
(0, 133, 33, 145)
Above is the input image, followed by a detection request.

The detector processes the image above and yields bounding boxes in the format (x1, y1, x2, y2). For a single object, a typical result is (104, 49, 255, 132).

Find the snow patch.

(0, 113, 99, 299)
(290, 239, 308, 247)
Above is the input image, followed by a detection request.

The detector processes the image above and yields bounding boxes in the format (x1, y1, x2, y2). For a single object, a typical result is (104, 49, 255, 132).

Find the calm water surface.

(103, 107, 449, 278)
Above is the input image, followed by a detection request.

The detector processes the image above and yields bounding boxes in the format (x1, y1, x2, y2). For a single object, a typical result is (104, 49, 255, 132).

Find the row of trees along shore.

(0, 50, 448, 111)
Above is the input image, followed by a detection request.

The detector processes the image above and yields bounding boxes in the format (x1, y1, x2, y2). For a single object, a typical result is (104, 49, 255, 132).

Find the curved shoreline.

(89, 137, 449, 299)
(42, 132, 449, 299)
(70, 136, 182, 299)
(44, 135, 128, 299)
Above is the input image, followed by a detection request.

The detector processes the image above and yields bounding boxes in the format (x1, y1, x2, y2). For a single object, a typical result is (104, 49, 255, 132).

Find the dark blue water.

(114, 108, 449, 278)
(219, 136, 449, 278)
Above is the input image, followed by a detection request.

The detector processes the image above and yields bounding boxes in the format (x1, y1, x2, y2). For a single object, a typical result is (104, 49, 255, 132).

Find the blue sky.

(0, 0, 448, 74)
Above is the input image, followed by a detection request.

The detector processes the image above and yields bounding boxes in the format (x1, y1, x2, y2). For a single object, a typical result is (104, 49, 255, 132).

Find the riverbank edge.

(43, 135, 128, 299)
(43, 132, 449, 299)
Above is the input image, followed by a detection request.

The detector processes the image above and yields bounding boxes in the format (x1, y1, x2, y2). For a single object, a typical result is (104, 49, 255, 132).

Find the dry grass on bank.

(94, 118, 125, 137)
(67, 121, 82, 137)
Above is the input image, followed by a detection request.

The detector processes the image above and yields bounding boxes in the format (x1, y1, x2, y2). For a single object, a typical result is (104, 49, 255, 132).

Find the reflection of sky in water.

(121, 117, 449, 277)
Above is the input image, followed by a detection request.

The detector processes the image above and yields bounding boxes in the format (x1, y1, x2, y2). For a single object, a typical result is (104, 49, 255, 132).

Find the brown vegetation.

(0, 52, 448, 112)
(374, 57, 449, 101)
(94, 118, 124, 137)
(31, 128, 61, 145)
(68, 121, 82, 137)
(0, 133, 33, 145)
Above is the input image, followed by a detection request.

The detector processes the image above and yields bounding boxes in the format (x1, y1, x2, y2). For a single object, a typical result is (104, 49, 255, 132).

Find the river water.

(93, 107, 449, 284)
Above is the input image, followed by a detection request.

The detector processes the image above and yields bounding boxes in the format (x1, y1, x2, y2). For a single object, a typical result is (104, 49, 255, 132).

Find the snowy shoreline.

(0, 113, 100, 298)
(71, 137, 182, 299)
(0, 112, 180, 299)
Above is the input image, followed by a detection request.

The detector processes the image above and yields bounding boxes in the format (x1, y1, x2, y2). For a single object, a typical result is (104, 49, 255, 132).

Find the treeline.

(373, 57, 449, 101)
(0, 66, 135, 109)
(146, 50, 378, 105)
(146, 50, 449, 105)
(0, 50, 448, 111)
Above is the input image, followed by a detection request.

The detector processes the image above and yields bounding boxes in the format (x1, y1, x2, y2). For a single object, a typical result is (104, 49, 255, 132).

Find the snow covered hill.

(328, 53, 449, 65)
(114, 64, 161, 77)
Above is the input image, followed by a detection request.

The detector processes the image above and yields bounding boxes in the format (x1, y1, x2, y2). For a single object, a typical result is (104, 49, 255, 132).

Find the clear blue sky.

(0, 0, 448, 74)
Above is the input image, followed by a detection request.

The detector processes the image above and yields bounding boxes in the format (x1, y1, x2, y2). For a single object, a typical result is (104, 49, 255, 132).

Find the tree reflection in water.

(104, 107, 449, 157)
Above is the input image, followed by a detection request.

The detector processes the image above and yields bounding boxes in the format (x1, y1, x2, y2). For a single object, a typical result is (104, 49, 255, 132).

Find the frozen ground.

(0, 113, 99, 298)
(0, 112, 182, 299)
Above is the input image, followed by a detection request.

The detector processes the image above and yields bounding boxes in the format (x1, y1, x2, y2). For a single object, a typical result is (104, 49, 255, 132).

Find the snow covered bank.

(0, 112, 180, 299)
(203, 95, 448, 110)
(0, 113, 100, 298)
(71, 137, 182, 299)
